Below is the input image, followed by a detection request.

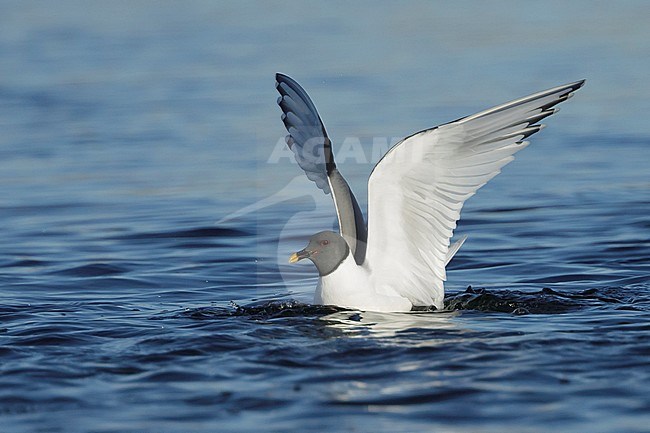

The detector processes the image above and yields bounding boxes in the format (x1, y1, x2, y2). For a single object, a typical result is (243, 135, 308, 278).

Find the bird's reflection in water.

(319, 309, 463, 343)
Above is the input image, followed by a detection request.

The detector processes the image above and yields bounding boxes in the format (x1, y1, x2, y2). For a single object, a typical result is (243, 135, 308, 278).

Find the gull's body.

(277, 74, 584, 312)
(315, 253, 412, 312)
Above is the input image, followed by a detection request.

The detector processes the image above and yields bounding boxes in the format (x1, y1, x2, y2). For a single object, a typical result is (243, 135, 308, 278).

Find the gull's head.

(289, 231, 349, 276)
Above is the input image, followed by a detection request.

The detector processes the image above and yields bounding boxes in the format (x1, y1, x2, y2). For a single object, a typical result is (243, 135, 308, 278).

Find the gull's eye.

(320, 240, 329, 246)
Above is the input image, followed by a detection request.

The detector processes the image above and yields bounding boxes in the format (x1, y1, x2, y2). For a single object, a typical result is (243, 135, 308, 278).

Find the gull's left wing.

(365, 80, 585, 309)
(275, 73, 367, 263)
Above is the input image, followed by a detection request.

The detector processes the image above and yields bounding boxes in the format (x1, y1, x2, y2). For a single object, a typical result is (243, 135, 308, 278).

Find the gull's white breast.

(315, 254, 413, 312)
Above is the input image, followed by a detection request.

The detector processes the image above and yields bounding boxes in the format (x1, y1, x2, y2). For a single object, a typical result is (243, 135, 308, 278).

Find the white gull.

(277, 73, 585, 312)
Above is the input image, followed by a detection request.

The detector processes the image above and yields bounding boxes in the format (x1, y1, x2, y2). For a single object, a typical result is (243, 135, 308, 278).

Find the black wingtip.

(521, 124, 543, 140)
(562, 79, 586, 94)
(275, 72, 294, 85)
(275, 73, 289, 89)
(567, 79, 586, 93)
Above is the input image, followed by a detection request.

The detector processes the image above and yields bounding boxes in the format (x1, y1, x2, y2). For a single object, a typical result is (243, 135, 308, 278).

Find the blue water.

(1, 2, 649, 432)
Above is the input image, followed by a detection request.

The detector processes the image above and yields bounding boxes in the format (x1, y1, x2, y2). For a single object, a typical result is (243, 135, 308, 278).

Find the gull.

(276, 73, 584, 312)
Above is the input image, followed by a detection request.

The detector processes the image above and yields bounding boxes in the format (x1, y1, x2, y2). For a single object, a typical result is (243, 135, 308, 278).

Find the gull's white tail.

(445, 235, 468, 266)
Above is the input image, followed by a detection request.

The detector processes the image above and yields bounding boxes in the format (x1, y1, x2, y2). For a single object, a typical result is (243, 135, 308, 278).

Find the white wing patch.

(366, 80, 585, 309)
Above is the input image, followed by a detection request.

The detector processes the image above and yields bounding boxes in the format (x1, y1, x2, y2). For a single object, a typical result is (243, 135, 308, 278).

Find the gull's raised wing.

(365, 80, 585, 309)
(275, 73, 367, 263)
